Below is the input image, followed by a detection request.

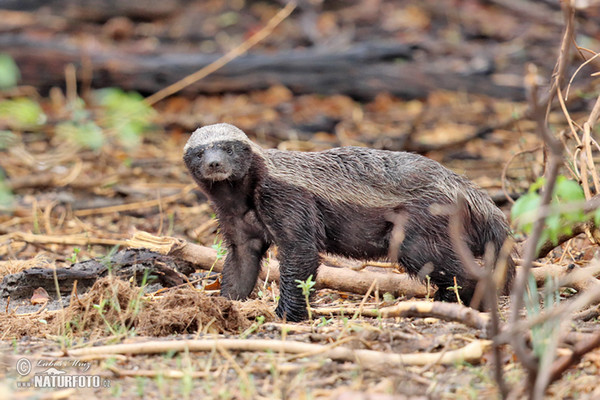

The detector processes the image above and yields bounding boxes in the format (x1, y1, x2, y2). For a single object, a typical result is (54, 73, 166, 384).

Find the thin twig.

(73, 184, 194, 217)
(549, 330, 600, 383)
(315, 301, 491, 331)
(144, 2, 297, 106)
(510, 61, 566, 376)
(0, 232, 127, 247)
(448, 199, 508, 398)
(501, 146, 542, 204)
(46, 337, 492, 368)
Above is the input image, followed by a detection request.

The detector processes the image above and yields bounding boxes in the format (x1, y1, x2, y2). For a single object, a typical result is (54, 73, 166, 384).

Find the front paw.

(275, 301, 308, 322)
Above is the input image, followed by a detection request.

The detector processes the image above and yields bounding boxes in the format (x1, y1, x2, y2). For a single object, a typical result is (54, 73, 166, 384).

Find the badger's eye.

(196, 150, 204, 158)
(226, 147, 234, 155)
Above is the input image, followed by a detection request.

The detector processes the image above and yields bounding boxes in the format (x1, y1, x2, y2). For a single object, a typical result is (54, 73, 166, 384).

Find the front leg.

(220, 236, 269, 301)
(256, 185, 325, 322)
(275, 245, 320, 322)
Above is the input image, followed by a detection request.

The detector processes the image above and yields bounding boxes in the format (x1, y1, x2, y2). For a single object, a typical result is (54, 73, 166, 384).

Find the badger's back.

(264, 146, 511, 260)
(264, 146, 489, 209)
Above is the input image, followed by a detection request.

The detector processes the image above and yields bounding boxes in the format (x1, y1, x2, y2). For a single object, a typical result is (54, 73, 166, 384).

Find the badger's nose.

(204, 150, 224, 171)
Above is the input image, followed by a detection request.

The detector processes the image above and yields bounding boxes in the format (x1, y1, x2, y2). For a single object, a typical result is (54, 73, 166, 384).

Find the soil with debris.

(2, 1, 600, 399)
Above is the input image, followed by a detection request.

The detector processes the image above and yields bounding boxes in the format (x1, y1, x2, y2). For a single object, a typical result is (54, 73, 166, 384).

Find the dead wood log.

(127, 231, 431, 299)
(0, 248, 195, 299)
(0, 34, 526, 101)
(0, 0, 183, 21)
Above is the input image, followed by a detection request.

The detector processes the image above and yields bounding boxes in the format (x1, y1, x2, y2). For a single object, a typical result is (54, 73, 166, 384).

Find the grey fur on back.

(265, 147, 492, 211)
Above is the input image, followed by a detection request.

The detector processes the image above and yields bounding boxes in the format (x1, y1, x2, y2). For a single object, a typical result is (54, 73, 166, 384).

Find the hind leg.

(431, 270, 477, 305)
(396, 224, 477, 305)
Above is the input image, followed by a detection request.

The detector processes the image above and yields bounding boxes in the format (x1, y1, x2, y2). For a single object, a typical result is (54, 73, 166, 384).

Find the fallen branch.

(549, 329, 600, 384)
(46, 338, 492, 368)
(127, 231, 431, 299)
(0, 232, 126, 249)
(527, 261, 600, 292)
(73, 184, 195, 217)
(2, 33, 527, 102)
(4, 231, 596, 300)
(0, 248, 192, 298)
(313, 301, 491, 331)
(572, 305, 600, 321)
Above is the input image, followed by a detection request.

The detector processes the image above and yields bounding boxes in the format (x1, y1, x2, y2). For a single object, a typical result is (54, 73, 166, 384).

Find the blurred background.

(2, 3, 600, 398)
(0, 0, 599, 261)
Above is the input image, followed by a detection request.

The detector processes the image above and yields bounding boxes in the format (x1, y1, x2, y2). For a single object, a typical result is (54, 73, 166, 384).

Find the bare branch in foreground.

(549, 330, 600, 384)
(45, 338, 492, 368)
(313, 301, 491, 332)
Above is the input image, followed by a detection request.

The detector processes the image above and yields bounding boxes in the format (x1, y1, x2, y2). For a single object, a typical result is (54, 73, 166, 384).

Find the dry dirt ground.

(1, 1, 600, 399)
(1, 85, 599, 399)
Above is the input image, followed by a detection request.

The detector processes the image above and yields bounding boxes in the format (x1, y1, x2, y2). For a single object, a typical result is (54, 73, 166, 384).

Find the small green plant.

(110, 382, 123, 397)
(211, 237, 227, 260)
(317, 316, 333, 327)
(66, 247, 81, 264)
(0, 170, 14, 211)
(0, 130, 18, 212)
(95, 88, 156, 148)
(92, 299, 119, 336)
(128, 269, 150, 319)
(92, 269, 149, 337)
(52, 87, 156, 151)
(180, 350, 194, 400)
(166, 212, 175, 236)
(0, 97, 46, 128)
(154, 371, 166, 398)
(240, 315, 265, 338)
(135, 376, 147, 398)
(512, 175, 589, 251)
(382, 292, 395, 303)
(526, 274, 561, 361)
(295, 274, 316, 320)
(200, 236, 227, 291)
(56, 119, 104, 150)
(446, 276, 463, 305)
(0, 53, 20, 89)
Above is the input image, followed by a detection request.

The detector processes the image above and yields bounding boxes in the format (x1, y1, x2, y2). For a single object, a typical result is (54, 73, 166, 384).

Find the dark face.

(183, 140, 253, 183)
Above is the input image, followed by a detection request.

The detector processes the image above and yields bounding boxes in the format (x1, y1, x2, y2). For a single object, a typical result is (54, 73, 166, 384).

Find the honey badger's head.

(183, 123, 256, 182)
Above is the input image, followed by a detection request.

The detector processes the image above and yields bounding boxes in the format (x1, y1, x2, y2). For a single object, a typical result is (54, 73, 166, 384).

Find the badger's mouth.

(204, 171, 231, 181)
(200, 165, 233, 182)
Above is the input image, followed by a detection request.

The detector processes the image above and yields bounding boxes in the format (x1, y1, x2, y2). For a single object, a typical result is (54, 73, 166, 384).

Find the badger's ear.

(237, 141, 253, 154)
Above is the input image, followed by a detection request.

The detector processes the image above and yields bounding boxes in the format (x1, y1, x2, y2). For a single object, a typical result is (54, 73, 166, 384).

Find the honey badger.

(183, 123, 514, 321)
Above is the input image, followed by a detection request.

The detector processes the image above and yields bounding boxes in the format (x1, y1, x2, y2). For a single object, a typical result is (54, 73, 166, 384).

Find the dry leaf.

(31, 287, 50, 305)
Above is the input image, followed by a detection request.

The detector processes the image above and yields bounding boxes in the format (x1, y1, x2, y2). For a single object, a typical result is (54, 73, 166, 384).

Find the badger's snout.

(200, 148, 232, 181)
